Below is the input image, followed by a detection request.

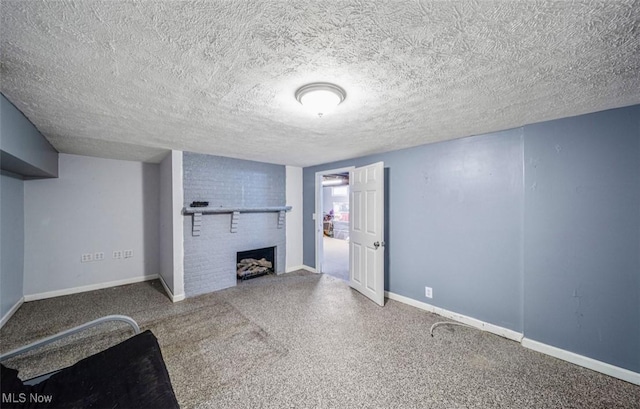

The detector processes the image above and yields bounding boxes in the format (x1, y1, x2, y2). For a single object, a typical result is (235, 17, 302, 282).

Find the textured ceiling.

(1, 1, 639, 166)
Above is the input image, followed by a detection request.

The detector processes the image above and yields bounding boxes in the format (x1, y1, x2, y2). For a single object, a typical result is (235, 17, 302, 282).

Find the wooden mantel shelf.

(183, 206, 292, 215)
(183, 206, 292, 236)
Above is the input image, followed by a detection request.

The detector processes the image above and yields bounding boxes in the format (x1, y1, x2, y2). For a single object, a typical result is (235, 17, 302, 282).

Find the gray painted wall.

(0, 94, 58, 178)
(1, 172, 25, 319)
(182, 152, 286, 297)
(303, 105, 640, 373)
(523, 106, 639, 373)
(24, 153, 160, 296)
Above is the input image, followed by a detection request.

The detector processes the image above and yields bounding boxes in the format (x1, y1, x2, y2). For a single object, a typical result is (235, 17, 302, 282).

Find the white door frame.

(315, 166, 355, 274)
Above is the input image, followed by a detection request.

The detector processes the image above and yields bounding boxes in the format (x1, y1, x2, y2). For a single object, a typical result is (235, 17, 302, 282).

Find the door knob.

(374, 241, 385, 249)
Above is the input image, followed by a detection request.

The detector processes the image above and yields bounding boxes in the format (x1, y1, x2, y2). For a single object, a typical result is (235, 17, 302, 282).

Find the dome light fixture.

(295, 82, 346, 117)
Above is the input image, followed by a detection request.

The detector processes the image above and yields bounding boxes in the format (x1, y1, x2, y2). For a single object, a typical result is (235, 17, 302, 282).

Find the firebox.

(236, 246, 276, 280)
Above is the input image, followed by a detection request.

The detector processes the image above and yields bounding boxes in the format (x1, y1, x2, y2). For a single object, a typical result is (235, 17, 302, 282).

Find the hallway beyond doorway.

(322, 237, 348, 281)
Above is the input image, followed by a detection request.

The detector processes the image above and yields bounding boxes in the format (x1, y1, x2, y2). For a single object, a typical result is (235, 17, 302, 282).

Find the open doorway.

(315, 167, 354, 281)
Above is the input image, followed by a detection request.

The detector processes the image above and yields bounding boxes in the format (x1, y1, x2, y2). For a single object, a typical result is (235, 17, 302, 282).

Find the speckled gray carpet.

(1, 270, 638, 408)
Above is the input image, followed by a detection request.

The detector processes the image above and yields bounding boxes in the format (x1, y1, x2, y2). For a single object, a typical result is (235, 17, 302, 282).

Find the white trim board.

(522, 338, 640, 386)
(385, 291, 523, 342)
(286, 265, 317, 274)
(385, 290, 640, 386)
(158, 275, 185, 302)
(24, 275, 159, 302)
(0, 297, 25, 329)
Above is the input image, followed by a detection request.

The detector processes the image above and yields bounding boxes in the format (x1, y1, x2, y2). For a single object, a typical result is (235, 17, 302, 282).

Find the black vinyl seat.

(1, 330, 179, 409)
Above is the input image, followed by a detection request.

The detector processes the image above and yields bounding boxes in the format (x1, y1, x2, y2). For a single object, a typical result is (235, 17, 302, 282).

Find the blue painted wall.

(0, 172, 25, 320)
(303, 105, 639, 373)
(0, 94, 58, 178)
(0, 94, 57, 323)
(523, 106, 639, 373)
(305, 128, 524, 332)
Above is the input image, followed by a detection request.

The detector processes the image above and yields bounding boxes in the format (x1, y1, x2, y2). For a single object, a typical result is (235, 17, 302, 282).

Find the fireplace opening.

(237, 246, 276, 280)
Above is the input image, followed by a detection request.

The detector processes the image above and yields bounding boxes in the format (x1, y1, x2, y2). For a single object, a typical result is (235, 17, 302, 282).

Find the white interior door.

(349, 162, 385, 306)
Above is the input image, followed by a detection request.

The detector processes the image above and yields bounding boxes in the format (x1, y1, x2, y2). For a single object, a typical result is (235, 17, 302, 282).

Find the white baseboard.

(24, 275, 159, 302)
(522, 338, 640, 386)
(0, 297, 25, 329)
(301, 265, 317, 273)
(286, 265, 316, 273)
(385, 291, 523, 342)
(385, 290, 639, 385)
(158, 275, 185, 302)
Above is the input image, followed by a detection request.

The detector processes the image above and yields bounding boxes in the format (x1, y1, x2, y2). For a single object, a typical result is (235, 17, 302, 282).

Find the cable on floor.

(430, 321, 475, 337)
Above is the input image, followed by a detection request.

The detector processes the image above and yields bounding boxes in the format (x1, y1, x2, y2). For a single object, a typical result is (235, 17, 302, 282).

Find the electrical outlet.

(94, 252, 104, 261)
(113, 251, 123, 259)
(124, 249, 133, 259)
(81, 253, 93, 263)
(425, 286, 433, 298)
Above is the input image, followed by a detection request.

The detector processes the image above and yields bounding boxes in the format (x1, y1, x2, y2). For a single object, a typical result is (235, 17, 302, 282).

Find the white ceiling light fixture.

(295, 82, 346, 117)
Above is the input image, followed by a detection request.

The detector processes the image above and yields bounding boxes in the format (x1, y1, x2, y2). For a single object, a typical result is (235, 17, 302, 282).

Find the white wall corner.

(301, 265, 318, 273)
(172, 150, 185, 297)
(0, 297, 25, 329)
(159, 274, 185, 302)
(285, 166, 303, 272)
(159, 151, 174, 292)
(522, 338, 640, 386)
(286, 265, 316, 273)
